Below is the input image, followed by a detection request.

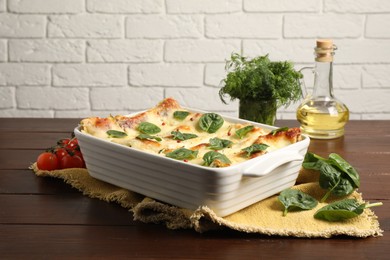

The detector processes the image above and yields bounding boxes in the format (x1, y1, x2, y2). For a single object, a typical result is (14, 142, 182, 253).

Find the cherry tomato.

(55, 147, 69, 163)
(65, 139, 79, 151)
(73, 150, 86, 168)
(57, 138, 70, 146)
(37, 152, 59, 171)
(60, 154, 84, 169)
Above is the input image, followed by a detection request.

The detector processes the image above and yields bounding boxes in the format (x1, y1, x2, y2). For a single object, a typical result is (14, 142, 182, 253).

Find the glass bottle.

(296, 39, 349, 139)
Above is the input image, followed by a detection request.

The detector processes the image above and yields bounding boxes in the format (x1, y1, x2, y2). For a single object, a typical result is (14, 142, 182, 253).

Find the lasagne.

(80, 98, 301, 168)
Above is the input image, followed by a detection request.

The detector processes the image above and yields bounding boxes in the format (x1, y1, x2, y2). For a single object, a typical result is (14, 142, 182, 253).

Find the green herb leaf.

(314, 199, 383, 222)
(302, 152, 326, 170)
(269, 127, 289, 135)
(166, 148, 198, 161)
(303, 152, 360, 202)
(171, 131, 198, 141)
(219, 53, 302, 108)
(106, 130, 128, 138)
(202, 151, 231, 167)
(173, 111, 190, 121)
(278, 189, 318, 216)
(136, 134, 162, 142)
(137, 122, 161, 135)
(198, 113, 224, 133)
(208, 137, 233, 150)
(328, 153, 360, 188)
(241, 143, 269, 157)
(235, 125, 254, 139)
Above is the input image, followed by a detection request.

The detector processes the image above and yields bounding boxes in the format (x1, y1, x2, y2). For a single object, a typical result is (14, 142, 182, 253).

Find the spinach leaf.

(278, 189, 318, 216)
(137, 122, 161, 135)
(331, 178, 354, 197)
(302, 152, 326, 170)
(328, 153, 360, 188)
(235, 125, 254, 139)
(171, 130, 198, 141)
(198, 113, 224, 133)
(173, 111, 190, 121)
(203, 151, 231, 167)
(136, 133, 162, 142)
(318, 163, 341, 202)
(166, 148, 198, 161)
(314, 198, 383, 222)
(303, 152, 360, 202)
(269, 127, 289, 135)
(208, 137, 233, 150)
(106, 130, 128, 138)
(241, 143, 269, 157)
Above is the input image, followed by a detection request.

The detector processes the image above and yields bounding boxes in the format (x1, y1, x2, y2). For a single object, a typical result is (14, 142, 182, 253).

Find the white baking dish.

(74, 109, 310, 217)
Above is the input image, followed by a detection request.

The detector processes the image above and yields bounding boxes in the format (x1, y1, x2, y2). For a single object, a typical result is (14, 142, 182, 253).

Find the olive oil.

(296, 39, 349, 139)
(297, 100, 349, 139)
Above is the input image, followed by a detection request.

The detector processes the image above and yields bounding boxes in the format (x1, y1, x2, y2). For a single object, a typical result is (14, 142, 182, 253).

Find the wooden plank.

(0, 225, 389, 259)
(0, 170, 78, 194)
(0, 132, 74, 150)
(0, 194, 135, 226)
(0, 118, 80, 132)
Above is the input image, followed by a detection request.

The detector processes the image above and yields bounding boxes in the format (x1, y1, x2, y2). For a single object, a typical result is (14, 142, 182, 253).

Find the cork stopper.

(315, 39, 335, 62)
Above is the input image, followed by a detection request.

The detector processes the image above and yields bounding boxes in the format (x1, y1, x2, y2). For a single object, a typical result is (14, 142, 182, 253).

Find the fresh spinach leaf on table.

(278, 189, 318, 216)
(314, 198, 382, 222)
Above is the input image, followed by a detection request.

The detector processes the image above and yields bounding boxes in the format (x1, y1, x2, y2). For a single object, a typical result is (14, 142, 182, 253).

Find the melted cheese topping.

(80, 98, 301, 168)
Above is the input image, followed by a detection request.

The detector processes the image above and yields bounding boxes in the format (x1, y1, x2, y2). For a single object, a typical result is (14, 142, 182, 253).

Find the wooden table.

(0, 119, 388, 259)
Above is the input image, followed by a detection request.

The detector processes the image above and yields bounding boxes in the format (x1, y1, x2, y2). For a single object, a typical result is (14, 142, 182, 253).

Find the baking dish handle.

(242, 151, 303, 177)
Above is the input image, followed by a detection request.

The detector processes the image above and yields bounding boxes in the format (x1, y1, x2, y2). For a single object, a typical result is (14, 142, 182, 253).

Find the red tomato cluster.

(36, 137, 86, 171)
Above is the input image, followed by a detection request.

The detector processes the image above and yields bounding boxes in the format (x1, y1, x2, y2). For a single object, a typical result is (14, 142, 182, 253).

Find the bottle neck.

(312, 60, 334, 98)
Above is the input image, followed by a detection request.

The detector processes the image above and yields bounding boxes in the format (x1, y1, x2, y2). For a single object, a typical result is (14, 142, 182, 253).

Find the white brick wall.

(0, 0, 389, 119)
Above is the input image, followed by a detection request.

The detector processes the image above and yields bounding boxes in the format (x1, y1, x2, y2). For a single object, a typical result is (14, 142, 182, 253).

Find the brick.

(8, 0, 84, 14)
(243, 40, 314, 63)
(362, 113, 390, 120)
(48, 15, 122, 38)
(126, 15, 202, 39)
(0, 109, 53, 118)
(9, 40, 85, 62)
(205, 63, 226, 87)
(166, 0, 241, 14)
(165, 40, 240, 62)
(91, 87, 164, 110)
(324, 0, 390, 13)
(0, 87, 15, 108)
(335, 39, 390, 64)
(87, 40, 162, 63)
(0, 64, 50, 86)
(53, 64, 127, 86)
(333, 65, 362, 89)
(16, 87, 89, 109)
(0, 0, 5, 12)
(165, 87, 239, 111)
(363, 65, 390, 88)
(284, 14, 363, 38)
(0, 14, 45, 38)
(338, 89, 390, 113)
(205, 14, 281, 38)
(0, 40, 6, 61)
(244, 0, 320, 12)
(87, 0, 163, 14)
(366, 15, 390, 38)
(129, 64, 203, 87)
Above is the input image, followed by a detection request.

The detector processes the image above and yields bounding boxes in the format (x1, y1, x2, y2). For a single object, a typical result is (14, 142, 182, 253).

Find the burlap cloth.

(31, 163, 383, 238)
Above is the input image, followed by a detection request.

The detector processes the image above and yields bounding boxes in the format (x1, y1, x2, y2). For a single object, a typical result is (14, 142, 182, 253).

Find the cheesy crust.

(80, 98, 302, 168)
